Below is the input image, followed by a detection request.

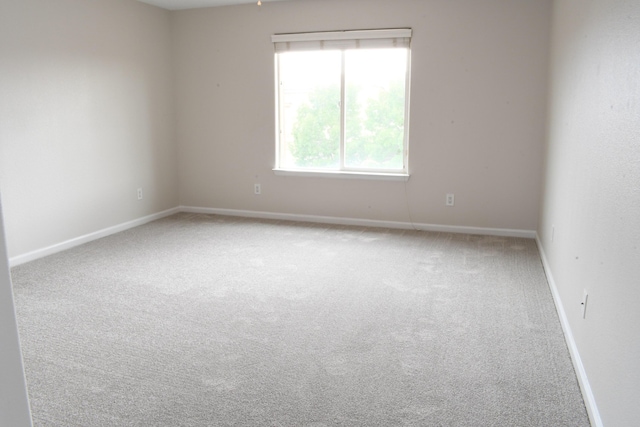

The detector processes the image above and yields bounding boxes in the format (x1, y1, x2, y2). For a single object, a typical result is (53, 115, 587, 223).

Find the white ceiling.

(136, 0, 290, 10)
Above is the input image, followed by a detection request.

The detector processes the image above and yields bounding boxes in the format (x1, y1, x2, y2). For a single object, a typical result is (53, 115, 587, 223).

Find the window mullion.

(339, 50, 346, 171)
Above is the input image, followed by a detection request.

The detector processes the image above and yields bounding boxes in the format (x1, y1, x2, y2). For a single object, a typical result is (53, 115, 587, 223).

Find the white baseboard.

(9, 207, 180, 267)
(180, 206, 536, 239)
(8, 205, 536, 267)
(535, 234, 603, 427)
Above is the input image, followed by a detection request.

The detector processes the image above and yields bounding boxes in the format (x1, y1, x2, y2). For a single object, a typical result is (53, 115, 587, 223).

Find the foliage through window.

(273, 29, 411, 175)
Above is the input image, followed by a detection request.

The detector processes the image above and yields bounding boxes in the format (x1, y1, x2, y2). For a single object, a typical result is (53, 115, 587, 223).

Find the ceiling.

(136, 0, 290, 10)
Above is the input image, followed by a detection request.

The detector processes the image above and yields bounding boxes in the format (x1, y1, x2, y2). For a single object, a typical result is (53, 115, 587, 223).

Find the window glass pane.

(278, 51, 342, 169)
(344, 48, 407, 170)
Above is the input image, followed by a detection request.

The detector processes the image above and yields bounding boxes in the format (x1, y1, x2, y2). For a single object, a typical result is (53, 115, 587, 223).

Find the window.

(273, 29, 412, 177)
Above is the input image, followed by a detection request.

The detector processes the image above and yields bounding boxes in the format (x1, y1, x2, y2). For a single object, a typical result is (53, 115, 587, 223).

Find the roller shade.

(272, 28, 411, 52)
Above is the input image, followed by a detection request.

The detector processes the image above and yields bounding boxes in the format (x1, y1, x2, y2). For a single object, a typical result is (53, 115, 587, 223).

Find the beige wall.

(0, 0, 551, 255)
(0, 0, 178, 258)
(539, 0, 640, 425)
(173, 0, 551, 232)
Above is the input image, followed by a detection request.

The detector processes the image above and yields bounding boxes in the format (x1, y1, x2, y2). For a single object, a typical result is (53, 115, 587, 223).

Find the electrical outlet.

(137, 188, 143, 200)
(581, 290, 589, 319)
(446, 193, 455, 206)
(254, 184, 261, 195)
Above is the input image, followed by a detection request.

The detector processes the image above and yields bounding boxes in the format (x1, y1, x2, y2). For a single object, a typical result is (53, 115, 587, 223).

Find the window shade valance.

(272, 29, 412, 52)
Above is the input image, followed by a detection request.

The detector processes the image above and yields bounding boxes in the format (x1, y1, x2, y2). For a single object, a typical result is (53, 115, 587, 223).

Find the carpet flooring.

(11, 213, 590, 426)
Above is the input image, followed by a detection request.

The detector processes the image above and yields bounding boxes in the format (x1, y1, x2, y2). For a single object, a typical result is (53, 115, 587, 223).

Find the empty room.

(0, 0, 638, 426)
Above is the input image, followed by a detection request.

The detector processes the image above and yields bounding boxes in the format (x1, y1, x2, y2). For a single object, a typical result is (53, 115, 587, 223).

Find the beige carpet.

(11, 213, 590, 426)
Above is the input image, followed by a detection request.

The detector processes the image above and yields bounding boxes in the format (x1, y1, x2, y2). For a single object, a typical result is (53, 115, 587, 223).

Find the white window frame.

(272, 29, 412, 180)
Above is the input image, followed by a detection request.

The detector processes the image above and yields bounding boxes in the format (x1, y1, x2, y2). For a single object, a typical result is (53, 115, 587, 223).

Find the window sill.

(273, 168, 410, 181)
